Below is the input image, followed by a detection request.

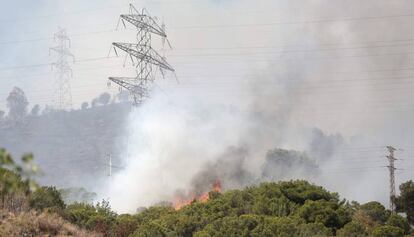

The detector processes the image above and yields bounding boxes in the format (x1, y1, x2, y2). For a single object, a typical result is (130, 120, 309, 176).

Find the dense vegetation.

(1, 149, 413, 236)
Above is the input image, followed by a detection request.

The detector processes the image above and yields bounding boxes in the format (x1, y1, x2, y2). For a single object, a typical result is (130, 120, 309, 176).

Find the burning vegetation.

(173, 180, 222, 210)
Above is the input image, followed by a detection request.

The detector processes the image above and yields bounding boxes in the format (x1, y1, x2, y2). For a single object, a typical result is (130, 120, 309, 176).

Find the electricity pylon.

(50, 28, 74, 110)
(109, 4, 174, 105)
(386, 146, 397, 213)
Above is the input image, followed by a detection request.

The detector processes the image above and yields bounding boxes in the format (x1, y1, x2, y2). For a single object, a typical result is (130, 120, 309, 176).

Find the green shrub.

(371, 225, 404, 237)
(336, 221, 368, 237)
(29, 186, 65, 212)
(64, 200, 116, 235)
(387, 214, 411, 235)
(360, 201, 390, 224)
(111, 214, 140, 237)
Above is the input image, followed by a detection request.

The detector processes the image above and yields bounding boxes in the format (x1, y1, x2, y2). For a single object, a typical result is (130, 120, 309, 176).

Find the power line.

(0, 56, 115, 71)
(6, 71, 414, 99)
(168, 42, 414, 57)
(1, 45, 414, 72)
(5, 59, 414, 81)
(0, 0, 208, 24)
(171, 13, 414, 30)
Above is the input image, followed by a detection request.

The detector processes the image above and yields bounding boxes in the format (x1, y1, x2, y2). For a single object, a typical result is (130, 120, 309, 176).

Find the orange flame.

(173, 180, 222, 210)
(173, 195, 195, 210)
(213, 180, 221, 192)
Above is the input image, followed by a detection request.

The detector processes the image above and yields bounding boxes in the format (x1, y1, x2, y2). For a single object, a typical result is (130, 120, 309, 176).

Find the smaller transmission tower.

(50, 28, 74, 110)
(109, 5, 174, 105)
(386, 146, 397, 213)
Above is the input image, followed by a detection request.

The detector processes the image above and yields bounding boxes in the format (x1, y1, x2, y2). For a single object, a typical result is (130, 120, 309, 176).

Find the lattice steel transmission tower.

(50, 28, 75, 110)
(109, 4, 174, 105)
(386, 145, 397, 213)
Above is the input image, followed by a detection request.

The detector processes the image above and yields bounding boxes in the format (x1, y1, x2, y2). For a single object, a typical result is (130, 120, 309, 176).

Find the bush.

(336, 221, 367, 237)
(387, 214, 411, 235)
(111, 214, 140, 237)
(371, 225, 404, 237)
(296, 199, 351, 231)
(0, 210, 100, 237)
(0, 149, 38, 212)
(394, 180, 414, 225)
(64, 200, 116, 235)
(360, 201, 389, 224)
(29, 186, 65, 212)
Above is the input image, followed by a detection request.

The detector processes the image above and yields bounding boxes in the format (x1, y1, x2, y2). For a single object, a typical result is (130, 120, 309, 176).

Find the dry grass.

(0, 210, 102, 237)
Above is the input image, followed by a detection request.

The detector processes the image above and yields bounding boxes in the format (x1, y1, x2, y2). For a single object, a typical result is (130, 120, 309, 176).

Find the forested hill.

(0, 101, 130, 188)
(121, 181, 413, 237)
(1, 149, 413, 236)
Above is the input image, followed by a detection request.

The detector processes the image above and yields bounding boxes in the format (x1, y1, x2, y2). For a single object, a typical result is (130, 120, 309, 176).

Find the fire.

(213, 180, 221, 192)
(173, 180, 222, 210)
(173, 195, 196, 210)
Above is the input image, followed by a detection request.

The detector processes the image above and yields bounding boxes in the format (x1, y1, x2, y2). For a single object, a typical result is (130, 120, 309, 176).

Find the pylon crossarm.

(120, 14, 166, 37)
(109, 5, 174, 106)
(50, 47, 74, 58)
(112, 43, 174, 72)
(108, 77, 148, 94)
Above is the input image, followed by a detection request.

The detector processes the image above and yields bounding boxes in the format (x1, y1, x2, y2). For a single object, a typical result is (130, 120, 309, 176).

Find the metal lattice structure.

(386, 146, 397, 213)
(109, 5, 174, 105)
(50, 28, 74, 110)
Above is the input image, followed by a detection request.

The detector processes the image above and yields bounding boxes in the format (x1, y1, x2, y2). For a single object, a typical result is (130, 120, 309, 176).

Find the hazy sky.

(2, 0, 414, 209)
(3, 0, 413, 114)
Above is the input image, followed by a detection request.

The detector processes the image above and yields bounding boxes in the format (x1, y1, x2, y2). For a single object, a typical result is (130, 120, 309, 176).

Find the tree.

(91, 98, 98, 107)
(0, 148, 38, 212)
(59, 187, 96, 204)
(296, 222, 331, 237)
(6, 87, 29, 121)
(297, 199, 351, 231)
(278, 180, 335, 205)
(98, 92, 111, 105)
(262, 149, 318, 181)
(29, 186, 65, 212)
(41, 105, 55, 115)
(394, 180, 414, 224)
(386, 214, 411, 235)
(117, 90, 129, 102)
(194, 215, 260, 237)
(81, 102, 89, 110)
(336, 221, 368, 237)
(30, 104, 40, 116)
(371, 225, 404, 237)
(360, 201, 389, 224)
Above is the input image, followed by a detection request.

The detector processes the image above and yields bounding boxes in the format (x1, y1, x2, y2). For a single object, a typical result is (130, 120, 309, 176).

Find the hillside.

(0, 148, 412, 237)
(119, 181, 413, 237)
(0, 211, 100, 237)
(0, 102, 130, 188)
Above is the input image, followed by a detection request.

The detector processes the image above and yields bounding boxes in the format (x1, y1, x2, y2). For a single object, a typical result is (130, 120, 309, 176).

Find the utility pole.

(386, 146, 397, 213)
(106, 153, 124, 177)
(108, 153, 112, 177)
(50, 28, 75, 111)
(108, 4, 175, 105)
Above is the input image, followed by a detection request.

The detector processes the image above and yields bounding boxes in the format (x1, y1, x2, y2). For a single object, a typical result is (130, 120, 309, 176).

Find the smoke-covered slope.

(0, 102, 130, 189)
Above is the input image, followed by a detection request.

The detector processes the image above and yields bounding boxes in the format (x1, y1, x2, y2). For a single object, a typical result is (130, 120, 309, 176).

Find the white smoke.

(3, 0, 408, 212)
(101, 88, 258, 212)
(100, 76, 331, 213)
(99, 0, 414, 212)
